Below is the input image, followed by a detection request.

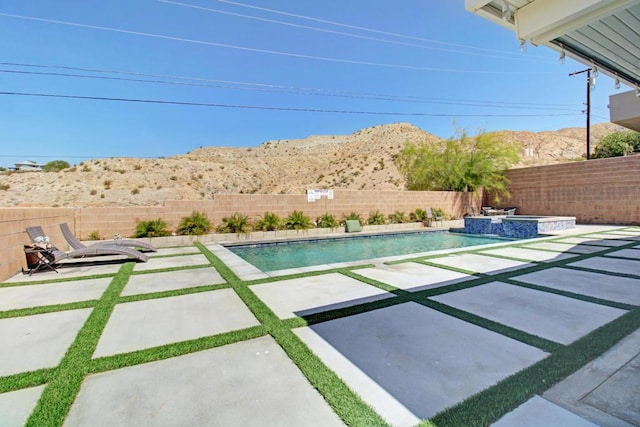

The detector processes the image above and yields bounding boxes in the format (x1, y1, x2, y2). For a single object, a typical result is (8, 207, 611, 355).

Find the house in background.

(11, 160, 45, 171)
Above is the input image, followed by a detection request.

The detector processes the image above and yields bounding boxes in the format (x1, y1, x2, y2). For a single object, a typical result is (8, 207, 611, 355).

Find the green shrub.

(89, 189, 97, 195)
(253, 212, 281, 231)
(133, 218, 172, 238)
(131, 188, 139, 195)
(387, 211, 407, 224)
(367, 210, 386, 225)
(103, 180, 112, 190)
(342, 212, 363, 224)
(87, 231, 101, 240)
(43, 160, 70, 172)
(0, 183, 10, 191)
(284, 210, 312, 230)
(316, 213, 339, 229)
(409, 208, 427, 222)
(176, 211, 212, 235)
(217, 212, 250, 234)
(134, 164, 142, 170)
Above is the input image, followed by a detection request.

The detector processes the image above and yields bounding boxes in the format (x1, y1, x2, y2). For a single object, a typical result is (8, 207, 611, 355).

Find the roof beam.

(516, 0, 637, 45)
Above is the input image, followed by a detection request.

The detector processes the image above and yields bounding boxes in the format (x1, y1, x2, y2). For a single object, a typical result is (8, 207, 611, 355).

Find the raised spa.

(462, 215, 576, 238)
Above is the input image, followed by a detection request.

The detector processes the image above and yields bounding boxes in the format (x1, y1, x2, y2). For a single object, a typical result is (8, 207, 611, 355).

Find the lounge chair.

(25, 226, 148, 264)
(60, 223, 157, 252)
(425, 207, 444, 227)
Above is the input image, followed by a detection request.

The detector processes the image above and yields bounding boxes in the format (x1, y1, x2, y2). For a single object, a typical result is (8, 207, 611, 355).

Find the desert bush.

(316, 213, 339, 228)
(0, 183, 10, 191)
(43, 160, 70, 172)
(176, 211, 212, 235)
(103, 180, 112, 190)
(131, 188, 139, 195)
(217, 212, 250, 234)
(134, 164, 142, 170)
(133, 218, 172, 238)
(284, 210, 312, 230)
(89, 189, 97, 195)
(253, 212, 281, 231)
(387, 211, 407, 224)
(367, 210, 386, 225)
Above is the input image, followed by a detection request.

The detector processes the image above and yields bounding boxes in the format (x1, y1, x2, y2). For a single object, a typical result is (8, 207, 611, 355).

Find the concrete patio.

(0, 225, 638, 426)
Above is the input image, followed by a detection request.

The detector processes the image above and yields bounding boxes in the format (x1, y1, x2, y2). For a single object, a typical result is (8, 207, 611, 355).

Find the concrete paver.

(568, 256, 640, 276)
(355, 262, 473, 292)
(132, 253, 210, 272)
(427, 253, 532, 274)
(93, 289, 260, 357)
(582, 233, 638, 241)
(205, 244, 269, 281)
(122, 267, 225, 296)
(0, 309, 91, 376)
(514, 267, 640, 305)
(558, 237, 631, 247)
(250, 272, 393, 319)
(4, 261, 122, 283)
(430, 282, 626, 344)
(492, 396, 598, 426)
(66, 336, 344, 427)
(543, 328, 640, 426)
(480, 247, 578, 263)
(149, 246, 201, 257)
(522, 242, 607, 254)
(0, 278, 110, 311)
(0, 386, 45, 427)
(604, 248, 640, 260)
(295, 302, 548, 423)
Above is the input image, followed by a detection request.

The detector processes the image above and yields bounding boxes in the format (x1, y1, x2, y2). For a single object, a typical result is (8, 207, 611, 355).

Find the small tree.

(592, 131, 640, 159)
(43, 160, 70, 172)
(396, 129, 519, 202)
(176, 211, 212, 235)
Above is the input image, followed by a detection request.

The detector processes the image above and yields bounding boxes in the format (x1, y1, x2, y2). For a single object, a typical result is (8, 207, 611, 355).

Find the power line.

(0, 12, 557, 75)
(0, 67, 580, 112)
(212, 0, 550, 59)
(0, 91, 582, 117)
(158, 0, 555, 64)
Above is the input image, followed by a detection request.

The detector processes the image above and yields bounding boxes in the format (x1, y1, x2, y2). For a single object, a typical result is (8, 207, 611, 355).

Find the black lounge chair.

(25, 226, 148, 264)
(59, 223, 157, 252)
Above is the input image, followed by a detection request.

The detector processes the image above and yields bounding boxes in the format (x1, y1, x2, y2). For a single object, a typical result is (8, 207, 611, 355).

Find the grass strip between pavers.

(196, 243, 390, 427)
(0, 300, 97, 320)
(24, 262, 135, 427)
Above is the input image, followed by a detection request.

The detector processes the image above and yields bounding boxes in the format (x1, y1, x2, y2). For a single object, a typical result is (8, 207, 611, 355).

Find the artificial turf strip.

(196, 244, 390, 427)
(24, 262, 135, 427)
(0, 300, 98, 320)
(430, 308, 640, 427)
(0, 369, 54, 394)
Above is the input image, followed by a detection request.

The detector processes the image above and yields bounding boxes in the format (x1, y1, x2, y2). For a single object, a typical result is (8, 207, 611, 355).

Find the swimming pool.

(226, 231, 516, 272)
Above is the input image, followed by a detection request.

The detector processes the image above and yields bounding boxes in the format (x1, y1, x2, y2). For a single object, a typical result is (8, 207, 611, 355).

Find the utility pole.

(569, 68, 592, 160)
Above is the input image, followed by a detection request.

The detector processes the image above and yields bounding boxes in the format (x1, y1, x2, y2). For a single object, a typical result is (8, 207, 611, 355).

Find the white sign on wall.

(307, 189, 334, 202)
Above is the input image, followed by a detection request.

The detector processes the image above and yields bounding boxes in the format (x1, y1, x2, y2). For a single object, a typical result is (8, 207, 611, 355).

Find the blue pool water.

(227, 231, 516, 272)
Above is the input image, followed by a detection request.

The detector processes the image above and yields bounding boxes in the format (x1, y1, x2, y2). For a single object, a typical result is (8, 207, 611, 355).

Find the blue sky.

(0, 1, 626, 168)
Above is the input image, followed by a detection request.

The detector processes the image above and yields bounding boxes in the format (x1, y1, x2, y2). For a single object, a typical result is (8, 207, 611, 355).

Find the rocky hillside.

(0, 122, 624, 207)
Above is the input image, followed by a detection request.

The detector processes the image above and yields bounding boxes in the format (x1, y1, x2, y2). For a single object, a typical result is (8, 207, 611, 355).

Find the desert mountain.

(0, 122, 624, 207)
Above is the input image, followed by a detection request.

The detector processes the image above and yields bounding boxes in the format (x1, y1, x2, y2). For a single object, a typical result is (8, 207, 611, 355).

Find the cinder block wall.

(490, 155, 640, 224)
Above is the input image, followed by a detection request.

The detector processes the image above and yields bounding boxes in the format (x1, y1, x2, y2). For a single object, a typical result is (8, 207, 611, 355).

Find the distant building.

(12, 161, 45, 171)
